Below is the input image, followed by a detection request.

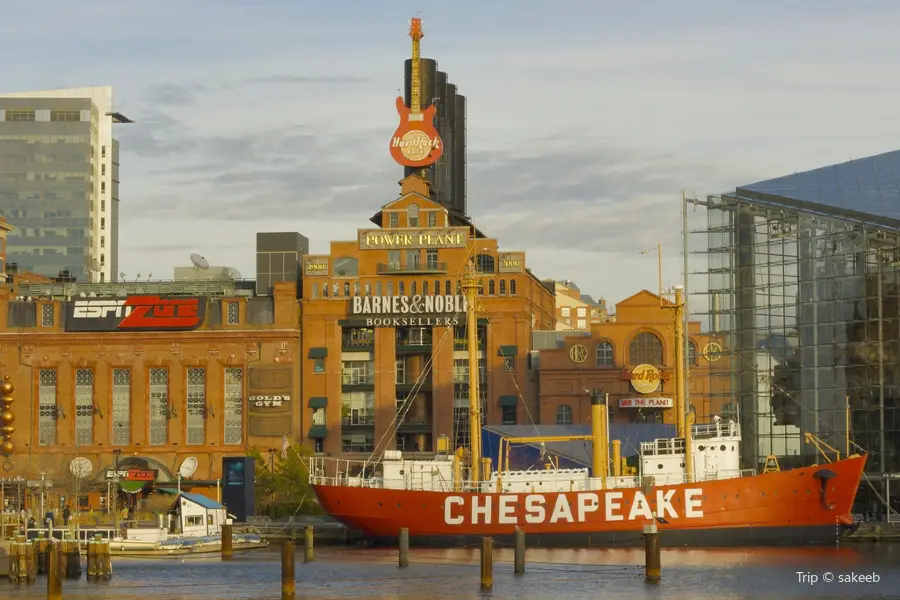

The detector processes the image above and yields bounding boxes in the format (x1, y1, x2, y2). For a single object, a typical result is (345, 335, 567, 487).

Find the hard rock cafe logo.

(629, 364, 662, 394)
(569, 344, 588, 364)
(702, 341, 723, 362)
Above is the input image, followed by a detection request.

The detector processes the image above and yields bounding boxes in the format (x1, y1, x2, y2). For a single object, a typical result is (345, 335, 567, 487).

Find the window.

(100, 236, 105, 248)
(445, 280, 451, 295)
(376, 281, 383, 295)
(577, 319, 587, 329)
(186, 368, 206, 445)
(38, 370, 57, 446)
(503, 356, 515, 371)
(341, 391, 375, 426)
(101, 218, 105, 229)
(395, 359, 406, 384)
(475, 254, 495, 273)
(596, 342, 614, 367)
(454, 358, 486, 383)
(342, 361, 374, 386)
(312, 408, 325, 425)
(423, 281, 428, 295)
(510, 279, 517, 294)
(499, 280, 506, 295)
(502, 406, 517, 425)
(408, 204, 419, 227)
(488, 280, 495, 295)
(426, 249, 439, 269)
(353, 282, 360, 296)
(577, 307, 587, 317)
(50, 110, 80, 122)
(398, 281, 405, 295)
(40, 304, 54, 327)
(688, 341, 698, 365)
(5, 110, 35, 122)
(101, 182, 106, 194)
(433, 279, 440, 294)
(629, 332, 663, 365)
(387, 281, 393, 295)
(333, 257, 358, 277)
(410, 281, 417, 295)
(333, 282, 339, 297)
(427, 211, 436, 227)
(75, 369, 94, 446)
(322, 283, 329, 297)
(406, 250, 420, 269)
(185, 515, 203, 527)
(112, 369, 131, 445)
(224, 368, 243, 445)
(387, 250, 401, 270)
(226, 302, 239, 324)
(389, 212, 399, 228)
(556, 404, 573, 425)
(313, 358, 325, 373)
(311, 283, 318, 298)
(102, 146, 106, 158)
(561, 307, 571, 318)
(343, 282, 350, 296)
(101, 164, 106, 175)
(149, 368, 168, 445)
(364, 282, 371, 296)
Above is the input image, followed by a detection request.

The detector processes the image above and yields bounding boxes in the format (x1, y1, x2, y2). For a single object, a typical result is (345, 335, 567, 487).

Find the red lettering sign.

(118, 296, 202, 329)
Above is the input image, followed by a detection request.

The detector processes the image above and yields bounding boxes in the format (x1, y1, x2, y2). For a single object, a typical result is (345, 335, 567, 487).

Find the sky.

(3, 0, 900, 314)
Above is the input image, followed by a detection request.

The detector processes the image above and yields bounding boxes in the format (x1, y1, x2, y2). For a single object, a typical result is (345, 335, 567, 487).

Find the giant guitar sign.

(389, 17, 443, 169)
(65, 296, 207, 332)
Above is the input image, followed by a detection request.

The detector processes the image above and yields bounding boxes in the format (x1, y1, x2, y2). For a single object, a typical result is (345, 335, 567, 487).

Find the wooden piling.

(47, 541, 62, 600)
(24, 540, 36, 582)
(36, 534, 49, 575)
(303, 526, 314, 563)
(15, 536, 27, 584)
(8, 539, 20, 583)
(480, 537, 493, 591)
(221, 522, 233, 560)
(62, 539, 82, 580)
(398, 528, 409, 568)
(99, 538, 112, 580)
(514, 527, 525, 574)
(643, 523, 661, 582)
(281, 540, 295, 599)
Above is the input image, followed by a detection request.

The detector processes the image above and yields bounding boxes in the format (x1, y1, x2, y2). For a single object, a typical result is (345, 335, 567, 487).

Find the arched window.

(376, 281, 382, 296)
(488, 280, 495, 295)
(556, 404, 573, 425)
(364, 282, 371, 296)
(445, 280, 451, 295)
(387, 281, 393, 295)
(423, 281, 429, 295)
(410, 281, 417, 295)
(398, 281, 405, 295)
(596, 341, 614, 367)
(353, 282, 359, 296)
(476, 254, 495, 273)
(509, 279, 517, 295)
(499, 280, 506, 295)
(332, 283, 339, 297)
(311, 283, 318, 298)
(322, 283, 329, 297)
(629, 332, 663, 365)
(407, 204, 419, 227)
(456, 280, 461, 295)
(343, 282, 350, 296)
(688, 341, 698, 365)
(434, 280, 440, 295)
(333, 257, 358, 277)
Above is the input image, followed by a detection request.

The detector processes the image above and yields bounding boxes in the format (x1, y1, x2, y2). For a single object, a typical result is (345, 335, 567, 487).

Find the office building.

(690, 148, 900, 513)
(0, 86, 132, 283)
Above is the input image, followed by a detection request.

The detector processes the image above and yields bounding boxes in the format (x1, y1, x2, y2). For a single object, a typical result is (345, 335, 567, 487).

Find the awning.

(499, 395, 518, 408)
(119, 480, 147, 494)
(498, 345, 518, 357)
(308, 347, 327, 359)
(308, 426, 327, 439)
(308, 397, 327, 409)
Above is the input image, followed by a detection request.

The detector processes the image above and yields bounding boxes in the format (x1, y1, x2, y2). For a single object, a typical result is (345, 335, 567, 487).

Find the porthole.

(657, 464, 664, 470)
(698, 445, 706, 451)
(720, 445, 726, 451)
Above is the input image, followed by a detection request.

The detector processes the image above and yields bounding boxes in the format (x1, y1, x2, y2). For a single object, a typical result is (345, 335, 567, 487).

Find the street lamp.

(267, 448, 275, 472)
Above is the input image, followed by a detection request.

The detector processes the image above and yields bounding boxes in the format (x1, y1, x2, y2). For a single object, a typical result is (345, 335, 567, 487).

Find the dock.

(845, 522, 900, 542)
(242, 515, 357, 545)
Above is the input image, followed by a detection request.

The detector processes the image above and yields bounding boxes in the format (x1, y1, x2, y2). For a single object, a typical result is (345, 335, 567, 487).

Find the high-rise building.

(0, 86, 132, 283)
(403, 58, 467, 219)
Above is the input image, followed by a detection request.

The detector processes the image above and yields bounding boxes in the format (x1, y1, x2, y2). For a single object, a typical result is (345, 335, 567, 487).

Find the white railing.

(692, 420, 740, 439)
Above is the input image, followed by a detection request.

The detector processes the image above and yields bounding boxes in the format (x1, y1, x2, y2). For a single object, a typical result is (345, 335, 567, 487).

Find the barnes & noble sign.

(349, 294, 467, 327)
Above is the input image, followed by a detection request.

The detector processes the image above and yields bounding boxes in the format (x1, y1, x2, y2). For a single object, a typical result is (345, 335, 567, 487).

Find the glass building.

(691, 149, 900, 516)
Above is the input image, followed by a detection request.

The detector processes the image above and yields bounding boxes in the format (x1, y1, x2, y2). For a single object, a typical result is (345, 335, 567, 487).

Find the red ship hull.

(313, 454, 867, 547)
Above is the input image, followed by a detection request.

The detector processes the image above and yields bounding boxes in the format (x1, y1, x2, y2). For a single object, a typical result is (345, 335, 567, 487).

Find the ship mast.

(462, 261, 482, 484)
(673, 285, 693, 481)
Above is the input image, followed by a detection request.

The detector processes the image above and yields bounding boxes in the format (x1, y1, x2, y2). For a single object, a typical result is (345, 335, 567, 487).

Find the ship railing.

(692, 420, 740, 439)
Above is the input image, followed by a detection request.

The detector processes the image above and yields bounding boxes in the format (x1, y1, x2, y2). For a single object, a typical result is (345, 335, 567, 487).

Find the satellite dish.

(69, 457, 93, 479)
(119, 272, 126, 280)
(136, 272, 141, 279)
(190, 253, 210, 270)
(179, 457, 198, 479)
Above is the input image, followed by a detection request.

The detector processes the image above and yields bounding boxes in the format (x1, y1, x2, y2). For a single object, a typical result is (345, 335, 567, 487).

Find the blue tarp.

(481, 424, 675, 476)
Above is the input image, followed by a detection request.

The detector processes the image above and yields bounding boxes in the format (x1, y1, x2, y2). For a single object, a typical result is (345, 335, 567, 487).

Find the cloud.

(236, 75, 370, 86)
(142, 83, 194, 107)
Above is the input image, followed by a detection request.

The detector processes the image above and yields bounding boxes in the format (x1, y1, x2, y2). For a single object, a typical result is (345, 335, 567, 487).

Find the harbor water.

(5, 544, 900, 599)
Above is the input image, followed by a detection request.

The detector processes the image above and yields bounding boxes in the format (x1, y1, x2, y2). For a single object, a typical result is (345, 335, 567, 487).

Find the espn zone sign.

(66, 296, 207, 332)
